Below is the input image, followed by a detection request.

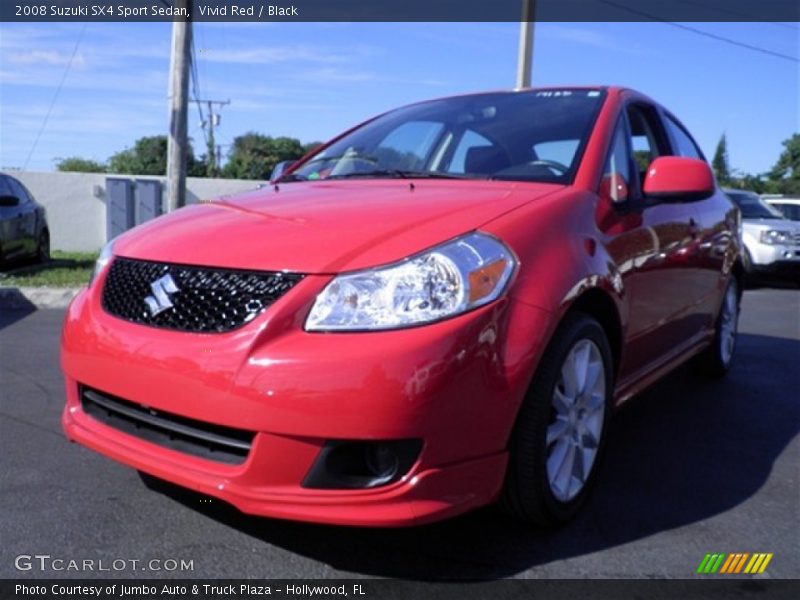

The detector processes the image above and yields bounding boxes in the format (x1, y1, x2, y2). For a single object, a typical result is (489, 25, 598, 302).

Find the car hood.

(114, 179, 560, 273)
(742, 218, 800, 233)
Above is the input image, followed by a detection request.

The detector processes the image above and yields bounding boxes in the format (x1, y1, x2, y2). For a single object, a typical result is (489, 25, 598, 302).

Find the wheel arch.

(562, 287, 624, 381)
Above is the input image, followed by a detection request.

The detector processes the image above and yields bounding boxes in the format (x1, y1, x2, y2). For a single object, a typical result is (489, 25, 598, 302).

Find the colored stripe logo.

(697, 553, 773, 574)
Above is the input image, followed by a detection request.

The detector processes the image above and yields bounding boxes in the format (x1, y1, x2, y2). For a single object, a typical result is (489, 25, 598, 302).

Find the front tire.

(693, 277, 739, 377)
(741, 248, 756, 288)
(36, 230, 50, 263)
(501, 313, 613, 526)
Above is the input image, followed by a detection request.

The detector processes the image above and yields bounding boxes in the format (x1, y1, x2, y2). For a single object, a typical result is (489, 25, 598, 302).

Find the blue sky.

(0, 21, 797, 175)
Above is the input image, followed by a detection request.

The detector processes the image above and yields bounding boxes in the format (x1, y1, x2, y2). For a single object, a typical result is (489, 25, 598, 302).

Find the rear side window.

(664, 115, 703, 160)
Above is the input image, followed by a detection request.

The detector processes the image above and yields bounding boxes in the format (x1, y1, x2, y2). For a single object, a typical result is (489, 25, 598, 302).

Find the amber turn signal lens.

(468, 259, 509, 303)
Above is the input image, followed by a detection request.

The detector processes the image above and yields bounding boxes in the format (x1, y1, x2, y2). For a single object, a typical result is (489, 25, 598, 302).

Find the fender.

(484, 187, 629, 416)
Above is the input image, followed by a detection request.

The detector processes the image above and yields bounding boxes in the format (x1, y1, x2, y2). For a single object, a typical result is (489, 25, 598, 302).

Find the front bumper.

(748, 241, 800, 268)
(746, 241, 800, 283)
(61, 276, 552, 526)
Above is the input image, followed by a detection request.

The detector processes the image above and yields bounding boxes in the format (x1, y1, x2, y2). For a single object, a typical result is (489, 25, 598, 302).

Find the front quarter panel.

(485, 188, 626, 320)
(482, 187, 627, 388)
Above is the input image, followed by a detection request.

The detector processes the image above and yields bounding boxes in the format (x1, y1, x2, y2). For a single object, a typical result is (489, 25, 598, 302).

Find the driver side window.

(626, 104, 669, 181)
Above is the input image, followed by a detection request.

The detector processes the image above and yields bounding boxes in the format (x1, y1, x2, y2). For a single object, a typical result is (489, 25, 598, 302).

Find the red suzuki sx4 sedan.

(62, 87, 742, 527)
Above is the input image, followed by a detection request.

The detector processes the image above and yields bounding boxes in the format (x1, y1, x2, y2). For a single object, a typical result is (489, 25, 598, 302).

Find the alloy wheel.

(546, 339, 606, 502)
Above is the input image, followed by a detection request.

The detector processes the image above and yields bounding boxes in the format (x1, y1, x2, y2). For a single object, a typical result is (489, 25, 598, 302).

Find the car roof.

(398, 85, 644, 109)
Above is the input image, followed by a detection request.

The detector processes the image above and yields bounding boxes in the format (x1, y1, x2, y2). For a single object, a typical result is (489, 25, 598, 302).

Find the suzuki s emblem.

(144, 273, 179, 316)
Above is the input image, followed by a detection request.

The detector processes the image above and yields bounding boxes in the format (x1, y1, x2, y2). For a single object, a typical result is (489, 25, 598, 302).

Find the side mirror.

(643, 156, 714, 202)
(0, 195, 20, 208)
(270, 160, 295, 183)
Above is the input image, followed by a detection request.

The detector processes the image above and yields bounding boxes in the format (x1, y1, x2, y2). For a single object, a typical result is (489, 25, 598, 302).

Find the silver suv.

(766, 197, 800, 222)
(724, 189, 800, 285)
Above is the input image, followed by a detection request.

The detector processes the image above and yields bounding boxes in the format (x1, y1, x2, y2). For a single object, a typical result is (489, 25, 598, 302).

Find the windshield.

(726, 191, 786, 219)
(285, 89, 606, 184)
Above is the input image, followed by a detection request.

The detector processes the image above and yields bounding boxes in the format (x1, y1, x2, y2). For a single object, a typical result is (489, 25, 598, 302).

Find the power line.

(671, 0, 799, 31)
(195, 98, 230, 176)
(188, 22, 231, 175)
(23, 23, 88, 170)
(190, 34, 208, 146)
(598, 0, 799, 64)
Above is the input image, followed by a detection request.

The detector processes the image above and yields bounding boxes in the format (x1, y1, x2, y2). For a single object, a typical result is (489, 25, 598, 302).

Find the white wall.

(11, 171, 265, 252)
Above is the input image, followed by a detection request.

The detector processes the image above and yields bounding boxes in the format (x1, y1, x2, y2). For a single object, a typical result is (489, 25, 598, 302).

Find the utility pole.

(516, 0, 535, 89)
(166, 0, 192, 212)
(197, 99, 230, 177)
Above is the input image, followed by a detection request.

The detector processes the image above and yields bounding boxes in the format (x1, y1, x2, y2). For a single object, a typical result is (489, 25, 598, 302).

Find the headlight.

(306, 232, 516, 331)
(88, 240, 115, 287)
(760, 230, 793, 245)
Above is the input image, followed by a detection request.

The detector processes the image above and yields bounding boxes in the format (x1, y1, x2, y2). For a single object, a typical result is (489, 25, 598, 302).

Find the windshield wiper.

(326, 169, 479, 180)
(281, 168, 484, 182)
(276, 172, 306, 182)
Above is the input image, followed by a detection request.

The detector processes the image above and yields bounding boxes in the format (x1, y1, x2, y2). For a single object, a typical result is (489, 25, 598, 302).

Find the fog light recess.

(302, 439, 422, 489)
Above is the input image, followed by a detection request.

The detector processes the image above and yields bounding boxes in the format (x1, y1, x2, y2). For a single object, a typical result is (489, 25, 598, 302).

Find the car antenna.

(409, 182, 415, 192)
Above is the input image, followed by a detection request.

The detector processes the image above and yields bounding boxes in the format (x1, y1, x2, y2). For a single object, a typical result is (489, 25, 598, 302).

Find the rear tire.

(692, 277, 739, 377)
(501, 313, 613, 526)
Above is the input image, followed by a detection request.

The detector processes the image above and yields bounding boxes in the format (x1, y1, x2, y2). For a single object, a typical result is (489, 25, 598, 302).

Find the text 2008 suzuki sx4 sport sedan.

(62, 87, 742, 527)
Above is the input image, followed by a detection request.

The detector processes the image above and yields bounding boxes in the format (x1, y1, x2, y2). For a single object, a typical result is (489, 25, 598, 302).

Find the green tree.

(55, 157, 107, 173)
(731, 173, 766, 194)
(189, 153, 210, 177)
(108, 135, 168, 175)
(767, 133, 800, 195)
(222, 133, 307, 180)
(712, 134, 732, 186)
(303, 141, 324, 155)
(108, 135, 203, 176)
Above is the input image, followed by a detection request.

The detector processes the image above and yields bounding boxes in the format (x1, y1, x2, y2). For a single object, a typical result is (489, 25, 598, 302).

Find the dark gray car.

(0, 173, 49, 265)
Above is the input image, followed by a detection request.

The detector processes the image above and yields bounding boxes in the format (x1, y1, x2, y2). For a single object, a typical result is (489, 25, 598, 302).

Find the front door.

(603, 104, 701, 380)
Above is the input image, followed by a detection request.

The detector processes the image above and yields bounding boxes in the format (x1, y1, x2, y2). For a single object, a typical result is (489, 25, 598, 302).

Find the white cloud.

(541, 24, 640, 53)
(199, 45, 351, 65)
(5, 50, 87, 68)
(296, 67, 377, 83)
(0, 66, 168, 94)
(230, 99, 329, 111)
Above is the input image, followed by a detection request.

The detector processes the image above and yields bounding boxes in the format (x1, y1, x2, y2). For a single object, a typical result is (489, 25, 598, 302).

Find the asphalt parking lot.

(1, 289, 798, 580)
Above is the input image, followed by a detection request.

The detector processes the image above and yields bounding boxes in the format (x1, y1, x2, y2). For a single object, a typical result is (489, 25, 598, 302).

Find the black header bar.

(2, 0, 800, 22)
(1, 579, 799, 600)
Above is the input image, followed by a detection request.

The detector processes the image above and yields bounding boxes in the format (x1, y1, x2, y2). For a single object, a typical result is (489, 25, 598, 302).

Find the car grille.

(794, 232, 800, 246)
(80, 386, 254, 464)
(102, 257, 303, 333)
